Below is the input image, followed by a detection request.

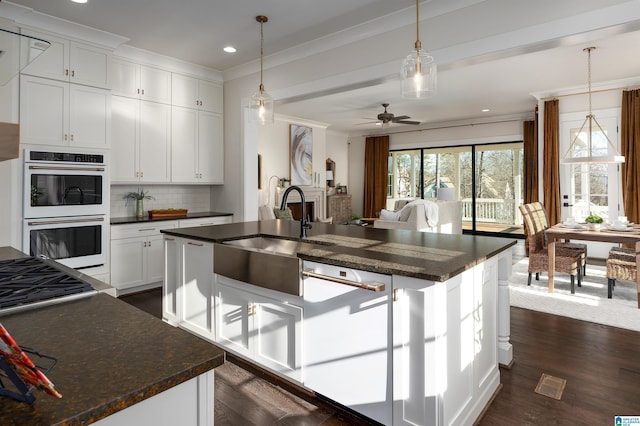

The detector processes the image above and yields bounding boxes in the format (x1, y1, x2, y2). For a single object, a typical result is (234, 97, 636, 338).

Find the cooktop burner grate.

(0, 257, 94, 309)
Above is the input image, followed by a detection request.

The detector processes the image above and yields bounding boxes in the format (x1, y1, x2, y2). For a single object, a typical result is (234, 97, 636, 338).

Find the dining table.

(545, 223, 640, 307)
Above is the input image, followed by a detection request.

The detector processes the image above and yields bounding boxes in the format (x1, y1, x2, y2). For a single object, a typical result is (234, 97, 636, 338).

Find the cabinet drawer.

(111, 221, 177, 239)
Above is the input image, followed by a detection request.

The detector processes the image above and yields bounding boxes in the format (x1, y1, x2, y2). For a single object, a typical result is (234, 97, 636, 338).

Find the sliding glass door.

(388, 142, 523, 236)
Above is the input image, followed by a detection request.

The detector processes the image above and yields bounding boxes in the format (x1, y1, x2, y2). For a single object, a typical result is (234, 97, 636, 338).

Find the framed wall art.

(289, 124, 313, 186)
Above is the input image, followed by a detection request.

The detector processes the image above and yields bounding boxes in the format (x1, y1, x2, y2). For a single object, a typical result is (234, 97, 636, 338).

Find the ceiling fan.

(358, 103, 420, 126)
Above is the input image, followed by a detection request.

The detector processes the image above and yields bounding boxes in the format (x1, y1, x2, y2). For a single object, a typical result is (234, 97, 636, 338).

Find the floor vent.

(534, 373, 566, 400)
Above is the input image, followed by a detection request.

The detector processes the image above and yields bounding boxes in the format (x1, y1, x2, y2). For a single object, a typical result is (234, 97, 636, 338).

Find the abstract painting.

(289, 124, 313, 186)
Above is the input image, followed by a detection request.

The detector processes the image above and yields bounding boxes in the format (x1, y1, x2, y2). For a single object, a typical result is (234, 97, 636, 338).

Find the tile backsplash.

(110, 185, 211, 218)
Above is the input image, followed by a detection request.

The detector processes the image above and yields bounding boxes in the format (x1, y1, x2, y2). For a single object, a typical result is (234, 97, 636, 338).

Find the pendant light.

(561, 47, 624, 164)
(401, 0, 436, 99)
(249, 15, 274, 125)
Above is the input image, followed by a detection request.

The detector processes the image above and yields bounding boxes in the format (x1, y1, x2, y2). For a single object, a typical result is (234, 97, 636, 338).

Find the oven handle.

(302, 268, 385, 292)
(28, 165, 105, 172)
(27, 217, 105, 226)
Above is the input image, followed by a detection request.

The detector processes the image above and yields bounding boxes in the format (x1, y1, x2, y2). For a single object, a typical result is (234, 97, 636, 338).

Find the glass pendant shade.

(561, 47, 624, 165)
(401, 49, 437, 98)
(401, 0, 436, 99)
(249, 15, 274, 125)
(249, 86, 274, 125)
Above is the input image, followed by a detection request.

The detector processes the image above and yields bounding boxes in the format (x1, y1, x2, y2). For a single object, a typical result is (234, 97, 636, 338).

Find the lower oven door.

(23, 215, 107, 269)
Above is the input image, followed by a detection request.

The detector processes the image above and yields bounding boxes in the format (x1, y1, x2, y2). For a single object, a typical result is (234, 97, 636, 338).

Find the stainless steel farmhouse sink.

(214, 236, 327, 296)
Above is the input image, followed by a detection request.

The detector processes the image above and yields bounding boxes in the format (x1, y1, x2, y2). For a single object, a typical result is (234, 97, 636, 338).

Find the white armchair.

(373, 200, 462, 234)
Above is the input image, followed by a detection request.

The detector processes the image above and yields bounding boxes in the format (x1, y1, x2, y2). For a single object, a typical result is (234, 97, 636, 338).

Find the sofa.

(373, 199, 463, 234)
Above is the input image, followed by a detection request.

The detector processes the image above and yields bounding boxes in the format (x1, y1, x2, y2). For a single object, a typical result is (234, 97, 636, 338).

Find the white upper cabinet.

(111, 58, 172, 104)
(171, 106, 223, 184)
(171, 73, 222, 113)
(20, 75, 110, 148)
(20, 30, 111, 89)
(111, 95, 171, 183)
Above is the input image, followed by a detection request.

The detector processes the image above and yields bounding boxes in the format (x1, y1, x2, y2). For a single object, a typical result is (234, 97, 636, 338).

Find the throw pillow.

(379, 209, 401, 221)
(398, 205, 413, 221)
(273, 207, 294, 220)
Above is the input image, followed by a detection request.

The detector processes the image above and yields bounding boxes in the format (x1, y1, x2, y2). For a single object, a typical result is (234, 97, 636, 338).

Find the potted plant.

(351, 213, 362, 225)
(124, 188, 154, 218)
(584, 213, 603, 230)
(278, 177, 291, 188)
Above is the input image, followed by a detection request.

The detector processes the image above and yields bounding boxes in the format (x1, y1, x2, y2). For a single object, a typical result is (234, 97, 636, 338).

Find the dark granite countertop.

(110, 211, 232, 225)
(162, 220, 517, 282)
(0, 246, 223, 425)
(0, 293, 224, 425)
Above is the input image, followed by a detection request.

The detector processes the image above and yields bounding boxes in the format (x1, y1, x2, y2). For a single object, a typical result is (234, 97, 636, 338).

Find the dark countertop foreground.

(111, 210, 233, 225)
(162, 220, 517, 282)
(0, 246, 224, 425)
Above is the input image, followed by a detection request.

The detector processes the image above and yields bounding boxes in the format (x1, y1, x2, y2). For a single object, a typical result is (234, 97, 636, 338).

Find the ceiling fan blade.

(354, 121, 379, 126)
(396, 120, 420, 125)
(392, 115, 410, 121)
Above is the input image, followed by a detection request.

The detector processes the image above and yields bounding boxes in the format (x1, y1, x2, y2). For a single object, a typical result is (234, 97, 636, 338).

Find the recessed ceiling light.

(223, 46, 237, 53)
(482, 108, 490, 112)
(71, 0, 88, 3)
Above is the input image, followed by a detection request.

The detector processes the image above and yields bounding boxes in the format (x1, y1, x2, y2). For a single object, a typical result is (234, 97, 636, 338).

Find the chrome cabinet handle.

(302, 269, 385, 292)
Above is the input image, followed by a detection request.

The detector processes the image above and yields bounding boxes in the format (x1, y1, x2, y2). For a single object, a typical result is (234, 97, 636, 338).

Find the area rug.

(510, 259, 640, 332)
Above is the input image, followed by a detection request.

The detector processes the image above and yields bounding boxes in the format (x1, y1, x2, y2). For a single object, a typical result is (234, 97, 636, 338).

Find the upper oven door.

(24, 163, 107, 218)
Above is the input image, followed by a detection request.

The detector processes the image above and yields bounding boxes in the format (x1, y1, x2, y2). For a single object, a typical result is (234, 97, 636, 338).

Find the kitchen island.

(162, 220, 516, 426)
(0, 247, 224, 426)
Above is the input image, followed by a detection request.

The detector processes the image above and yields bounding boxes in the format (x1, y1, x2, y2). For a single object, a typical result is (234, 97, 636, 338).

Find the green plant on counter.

(584, 213, 603, 224)
(278, 177, 291, 188)
(124, 187, 154, 205)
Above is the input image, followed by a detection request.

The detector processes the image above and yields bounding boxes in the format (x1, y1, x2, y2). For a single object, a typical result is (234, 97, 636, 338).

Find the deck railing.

(461, 198, 522, 225)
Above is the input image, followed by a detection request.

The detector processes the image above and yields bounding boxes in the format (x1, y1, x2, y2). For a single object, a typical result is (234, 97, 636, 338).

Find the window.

(389, 142, 523, 236)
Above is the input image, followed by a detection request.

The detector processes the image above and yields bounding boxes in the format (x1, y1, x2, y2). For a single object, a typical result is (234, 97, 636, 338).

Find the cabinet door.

(110, 237, 146, 290)
(216, 279, 251, 357)
(392, 276, 441, 426)
(198, 79, 222, 113)
(19, 75, 68, 146)
(69, 42, 111, 89)
(138, 101, 171, 182)
(139, 65, 171, 104)
(171, 106, 198, 182)
(253, 296, 302, 382)
(171, 73, 199, 109)
(146, 233, 166, 284)
(69, 84, 110, 148)
(197, 111, 223, 183)
(110, 96, 139, 182)
(475, 259, 498, 393)
(20, 31, 70, 82)
(443, 270, 475, 426)
(111, 58, 139, 98)
(181, 240, 215, 340)
(163, 236, 181, 324)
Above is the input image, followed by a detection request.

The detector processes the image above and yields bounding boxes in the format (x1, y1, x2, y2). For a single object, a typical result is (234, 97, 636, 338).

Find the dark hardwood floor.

(120, 240, 640, 425)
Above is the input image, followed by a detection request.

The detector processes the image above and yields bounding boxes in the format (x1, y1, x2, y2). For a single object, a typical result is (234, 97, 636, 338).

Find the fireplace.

(277, 187, 326, 222)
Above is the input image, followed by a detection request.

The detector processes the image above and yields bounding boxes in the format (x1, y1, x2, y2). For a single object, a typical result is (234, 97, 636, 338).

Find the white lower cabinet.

(110, 222, 177, 293)
(215, 274, 302, 383)
(165, 236, 502, 426)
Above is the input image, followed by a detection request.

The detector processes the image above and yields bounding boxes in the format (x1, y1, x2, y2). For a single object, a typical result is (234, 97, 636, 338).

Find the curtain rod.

(540, 85, 640, 101)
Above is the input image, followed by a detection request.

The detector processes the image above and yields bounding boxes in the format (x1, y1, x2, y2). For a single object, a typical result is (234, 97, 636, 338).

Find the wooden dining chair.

(606, 247, 638, 306)
(526, 230, 583, 293)
(519, 202, 587, 275)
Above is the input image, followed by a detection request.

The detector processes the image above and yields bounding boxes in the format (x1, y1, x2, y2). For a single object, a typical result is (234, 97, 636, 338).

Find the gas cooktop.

(0, 257, 95, 310)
